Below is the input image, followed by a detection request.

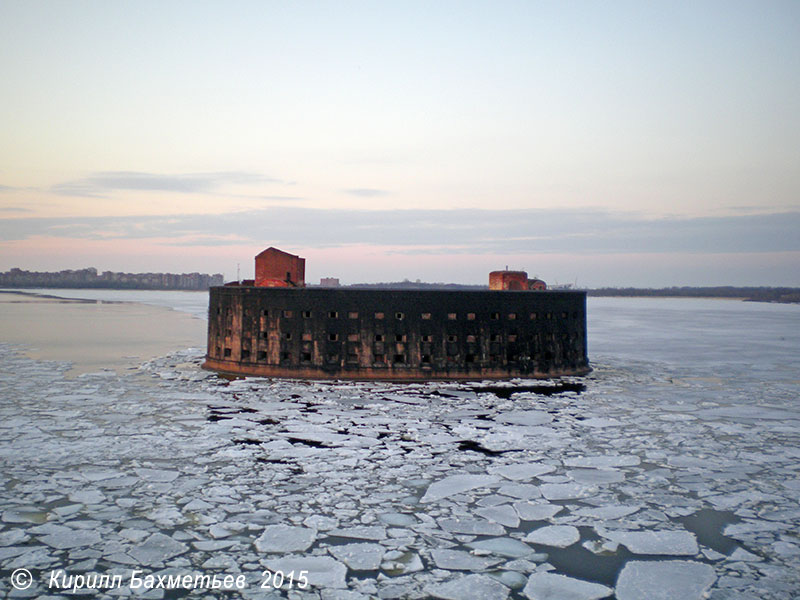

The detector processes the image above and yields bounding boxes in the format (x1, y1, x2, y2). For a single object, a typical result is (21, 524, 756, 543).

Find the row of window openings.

(236, 309, 577, 321)
(224, 348, 512, 365)
(263, 332, 517, 343)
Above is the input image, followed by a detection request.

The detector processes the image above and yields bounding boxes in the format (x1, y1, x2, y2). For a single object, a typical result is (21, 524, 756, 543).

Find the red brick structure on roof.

(255, 247, 306, 288)
(489, 270, 547, 291)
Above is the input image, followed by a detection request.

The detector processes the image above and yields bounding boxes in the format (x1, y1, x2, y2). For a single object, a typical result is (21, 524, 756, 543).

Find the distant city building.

(0, 267, 224, 290)
(320, 277, 340, 287)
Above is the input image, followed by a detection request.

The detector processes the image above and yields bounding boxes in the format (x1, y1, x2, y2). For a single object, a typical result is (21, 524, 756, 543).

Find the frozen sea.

(0, 291, 799, 599)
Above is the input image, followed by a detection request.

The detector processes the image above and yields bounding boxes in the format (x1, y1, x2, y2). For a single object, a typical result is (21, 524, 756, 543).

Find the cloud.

(49, 181, 105, 198)
(1, 208, 799, 256)
(257, 195, 306, 203)
(51, 171, 279, 197)
(344, 188, 389, 197)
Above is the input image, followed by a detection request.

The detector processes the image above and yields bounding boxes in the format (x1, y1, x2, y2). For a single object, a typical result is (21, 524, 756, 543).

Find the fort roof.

(255, 247, 302, 259)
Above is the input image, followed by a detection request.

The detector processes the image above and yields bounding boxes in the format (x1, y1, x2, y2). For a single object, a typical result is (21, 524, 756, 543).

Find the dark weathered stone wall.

(203, 287, 589, 380)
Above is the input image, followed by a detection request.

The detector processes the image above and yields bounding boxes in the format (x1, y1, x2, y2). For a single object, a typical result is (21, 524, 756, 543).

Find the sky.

(1, 1, 798, 287)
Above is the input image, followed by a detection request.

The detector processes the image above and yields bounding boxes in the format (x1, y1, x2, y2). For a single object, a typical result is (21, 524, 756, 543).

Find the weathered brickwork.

(203, 287, 590, 381)
(255, 247, 306, 288)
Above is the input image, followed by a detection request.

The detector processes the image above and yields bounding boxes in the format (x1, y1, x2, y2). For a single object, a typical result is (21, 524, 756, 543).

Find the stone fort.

(202, 248, 589, 380)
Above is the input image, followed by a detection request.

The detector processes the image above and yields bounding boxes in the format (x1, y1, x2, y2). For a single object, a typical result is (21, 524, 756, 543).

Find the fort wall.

(202, 286, 589, 381)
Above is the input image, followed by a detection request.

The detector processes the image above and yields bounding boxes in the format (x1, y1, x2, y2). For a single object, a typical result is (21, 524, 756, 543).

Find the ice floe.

(328, 542, 385, 570)
(615, 560, 716, 600)
(438, 517, 506, 536)
(474, 504, 520, 528)
(420, 474, 500, 503)
(425, 573, 510, 600)
(596, 529, 699, 555)
(540, 483, 595, 501)
(128, 533, 189, 566)
(514, 502, 563, 521)
(563, 455, 640, 468)
(254, 525, 317, 553)
(489, 463, 557, 481)
(522, 572, 613, 600)
(524, 525, 581, 548)
(496, 411, 554, 426)
(466, 537, 536, 558)
(572, 505, 641, 520)
(429, 549, 501, 571)
(264, 555, 347, 588)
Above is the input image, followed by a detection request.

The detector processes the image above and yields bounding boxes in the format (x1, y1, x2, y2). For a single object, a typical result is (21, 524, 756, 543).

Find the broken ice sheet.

(583, 540, 619, 555)
(39, 528, 102, 549)
(382, 551, 423, 575)
(425, 573, 510, 600)
(727, 547, 763, 562)
(420, 473, 500, 503)
(68, 489, 106, 504)
(615, 560, 715, 600)
(135, 468, 180, 482)
(466, 537, 536, 558)
(489, 462, 557, 481)
(254, 524, 316, 553)
(567, 468, 625, 484)
(572, 505, 641, 520)
(497, 483, 543, 500)
(563, 455, 640, 468)
(524, 525, 581, 548)
(0, 529, 29, 546)
(264, 555, 347, 589)
(575, 417, 621, 428)
(328, 542, 385, 570)
(475, 504, 520, 528)
(540, 483, 595, 501)
(328, 525, 387, 541)
(438, 517, 505, 536)
(514, 502, 563, 521)
(377, 512, 416, 527)
(596, 529, 698, 555)
(429, 549, 502, 571)
(522, 572, 613, 600)
(127, 533, 188, 566)
(496, 411, 553, 426)
(320, 589, 372, 600)
(305, 514, 339, 530)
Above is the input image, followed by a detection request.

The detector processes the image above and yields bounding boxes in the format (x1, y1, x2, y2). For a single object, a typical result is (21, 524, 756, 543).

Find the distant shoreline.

(0, 289, 102, 303)
(3, 282, 798, 304)
(587, 287, 800, 304)
(0, 282, 215, 291)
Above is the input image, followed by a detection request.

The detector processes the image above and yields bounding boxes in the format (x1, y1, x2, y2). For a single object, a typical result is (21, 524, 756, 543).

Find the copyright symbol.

(11, 568, 33, 590)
